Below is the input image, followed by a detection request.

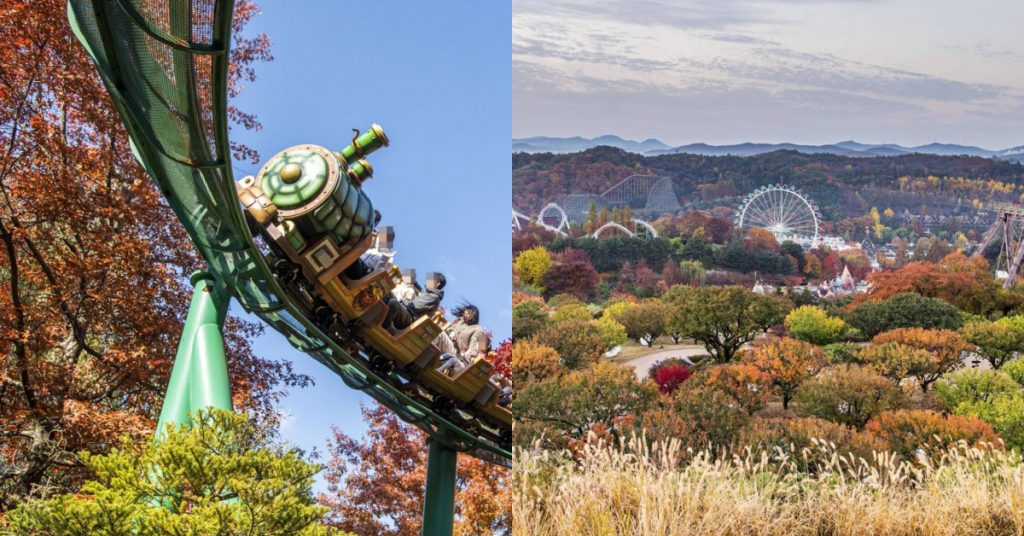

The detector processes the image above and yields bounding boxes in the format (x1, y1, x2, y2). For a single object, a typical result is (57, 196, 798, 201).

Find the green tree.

(512, 300, 549, 340)
(678, 259, 706, 286)
(590, 316, 628, 350)
(514, 246, 552, 289)
(934, 368, 1021, 410)
(513, 363, 658, 444)
(784, 305, 849, 346)
(962, 318, 1024, 369)
(794, 365, 907, 428)
(6, 409, 338, 535)
(616, 299, 672, 345)
(667, 286, 789, 363)
(680, 234, 713, 266)
(847, 292, 963, 338)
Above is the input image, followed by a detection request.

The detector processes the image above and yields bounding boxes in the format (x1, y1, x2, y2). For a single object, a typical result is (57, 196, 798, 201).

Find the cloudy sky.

(513, 0, 1024, 149)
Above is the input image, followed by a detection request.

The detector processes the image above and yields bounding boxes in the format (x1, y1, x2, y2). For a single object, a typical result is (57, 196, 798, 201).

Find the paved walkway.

(618, 345, 709, 380)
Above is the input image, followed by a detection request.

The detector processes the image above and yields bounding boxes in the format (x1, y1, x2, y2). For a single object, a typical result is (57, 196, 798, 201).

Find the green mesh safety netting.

(67, 0, 510, 463)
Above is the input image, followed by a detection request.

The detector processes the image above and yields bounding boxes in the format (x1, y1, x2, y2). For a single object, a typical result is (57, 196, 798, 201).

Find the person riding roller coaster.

(383, 271, 445, 330)
(437, 304, 490, 375)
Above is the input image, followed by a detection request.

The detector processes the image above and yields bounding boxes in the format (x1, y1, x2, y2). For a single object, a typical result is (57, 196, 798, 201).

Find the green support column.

(421, 436, 458, 536)
(155, 271, 232, 438)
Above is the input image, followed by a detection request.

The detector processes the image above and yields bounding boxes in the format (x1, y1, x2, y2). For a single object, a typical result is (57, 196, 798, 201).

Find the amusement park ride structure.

(68, 2, 507, 534)
(512, 204, 659, 238)
(735, 184, 821, 248)
(973, 203, 1024, 288)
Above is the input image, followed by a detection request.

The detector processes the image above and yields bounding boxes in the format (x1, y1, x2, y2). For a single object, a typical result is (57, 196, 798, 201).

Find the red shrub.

(654, 363, 692, 395)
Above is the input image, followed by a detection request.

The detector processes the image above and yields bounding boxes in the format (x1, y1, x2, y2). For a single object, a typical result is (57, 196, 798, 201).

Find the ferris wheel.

(735, 184, 821, 247)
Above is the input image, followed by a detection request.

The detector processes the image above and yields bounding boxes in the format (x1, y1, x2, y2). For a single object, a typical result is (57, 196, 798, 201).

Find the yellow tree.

(514, 246, 552, 289)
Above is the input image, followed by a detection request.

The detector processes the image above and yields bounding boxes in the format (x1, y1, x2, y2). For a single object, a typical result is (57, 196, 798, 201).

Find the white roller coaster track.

(536, 203, 570, 236)
(632, 218, 658, 238)
(592, 221, 634, 238)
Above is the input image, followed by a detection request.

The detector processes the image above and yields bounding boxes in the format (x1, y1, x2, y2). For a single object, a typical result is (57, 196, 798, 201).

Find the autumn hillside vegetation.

(512, 227, 1024, 534)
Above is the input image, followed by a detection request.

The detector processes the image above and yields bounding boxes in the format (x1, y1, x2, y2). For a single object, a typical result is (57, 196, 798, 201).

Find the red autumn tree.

(541, 251, 599, 301)
(321, 403, 510, 536)
(662, 259, 684, 287)
(0, 0, 307, 507)
(488, 339, 511, 380)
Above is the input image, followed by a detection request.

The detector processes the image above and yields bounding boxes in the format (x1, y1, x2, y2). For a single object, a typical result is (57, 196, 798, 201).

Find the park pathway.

(618, 345, 709, 380)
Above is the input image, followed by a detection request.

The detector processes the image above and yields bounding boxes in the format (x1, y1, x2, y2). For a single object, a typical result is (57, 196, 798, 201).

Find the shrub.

(512, 300, 549, 340)
(534, 320, 606, 370)
(865, 410, 1000, 459)
(647, 357, 693, 380)
(794, 365, 908, 428)
(934, 368, 1021, 410)
(702, 364, 771, 415)
(847, 293, 964, 338)
(741, 417, 884, 465)
(784, 305, 849, 345)
(822, 342, 860, 364)
(641, 386, 749, 453)
(511, 340, 561, 387)
(1003, 359, 1024, 386)
(602, 300, 636, 323)
(590, 316, 628, 350)
(547, 293, 582, 309)
(551, 302, 593, 323)
(956, 395, 1024, 451)
(745, 338, 828, 409)
(653, 363, 692, 395)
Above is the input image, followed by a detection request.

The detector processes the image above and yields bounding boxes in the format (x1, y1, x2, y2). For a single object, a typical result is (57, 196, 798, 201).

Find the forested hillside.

(513, 147, 1024, 221)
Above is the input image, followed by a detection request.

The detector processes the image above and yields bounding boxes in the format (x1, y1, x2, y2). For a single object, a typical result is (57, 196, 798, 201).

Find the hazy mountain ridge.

(513, 135, 1024, 162)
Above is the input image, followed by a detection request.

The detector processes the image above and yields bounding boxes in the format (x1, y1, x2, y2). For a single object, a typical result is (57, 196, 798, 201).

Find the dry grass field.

(513, 436, 1024, 536)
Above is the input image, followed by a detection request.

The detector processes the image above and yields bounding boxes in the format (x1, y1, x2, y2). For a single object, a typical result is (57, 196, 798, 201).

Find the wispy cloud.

(513, 0, 1024, 148)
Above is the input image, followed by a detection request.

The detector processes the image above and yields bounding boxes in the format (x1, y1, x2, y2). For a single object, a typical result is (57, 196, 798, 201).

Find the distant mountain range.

(512, 135, 1024, 163)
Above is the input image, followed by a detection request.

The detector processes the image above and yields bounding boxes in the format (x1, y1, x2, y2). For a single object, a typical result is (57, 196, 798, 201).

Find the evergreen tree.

(6, 409, 340, 535)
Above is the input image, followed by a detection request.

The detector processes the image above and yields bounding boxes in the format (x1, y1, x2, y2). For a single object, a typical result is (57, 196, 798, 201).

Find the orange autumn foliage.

(865, 410, 1000, 458)
(856, 253, 1001, 314)
(871, 328, 970, 391)
(0, 0, 305, 507)
(745, 337, 827, 409)
(703, 363, 771, 415)
(511, 339, 560, 387)
(321, 403, 510, 536)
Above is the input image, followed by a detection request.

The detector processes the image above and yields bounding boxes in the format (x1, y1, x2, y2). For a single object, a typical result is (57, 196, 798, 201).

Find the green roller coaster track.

(67, 1, 509, 533)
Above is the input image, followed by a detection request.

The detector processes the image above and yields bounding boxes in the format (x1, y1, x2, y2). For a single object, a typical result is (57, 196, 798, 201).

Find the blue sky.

(228, 1, 511, 473)
(514, 0, 1024, 149)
